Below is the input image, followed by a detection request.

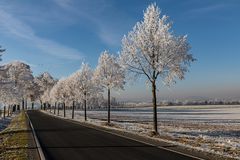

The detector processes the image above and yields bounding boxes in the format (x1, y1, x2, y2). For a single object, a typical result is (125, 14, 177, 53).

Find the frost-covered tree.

(63, 74, 77, 106)
(0, 46, 5, 62)
(6, 61, 33, 87)
(0, 61, 35, 110)
(49, 64, 103, 118)
(0, 85, 20, 106)
(70, 63, 96, 120)
(28, 81, 40, 109)
(4, 61, 34, 109)
(35, 72, 56, 93)
(34, 72, 56, 108)
(0, 55, 20, 108)
(120, 4, 195, 133)
(49, 81, 61, 106)
(49, 78, 69, 115)
(94, 51, 125, 124)
(0, 46, 6, 87)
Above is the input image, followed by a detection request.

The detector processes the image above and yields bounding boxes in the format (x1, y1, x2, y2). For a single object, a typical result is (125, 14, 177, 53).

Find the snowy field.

(73, 104, 240, 122)
(48, 105, 240, 159)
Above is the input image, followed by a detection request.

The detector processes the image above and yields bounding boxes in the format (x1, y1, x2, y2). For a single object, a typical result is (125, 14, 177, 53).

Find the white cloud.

(52, 0, 122, 46)
(0, 9, 83, 60)
(98, 28, 121, 46)
(52, 0, 74, 10)
(188, 4, 228, 14)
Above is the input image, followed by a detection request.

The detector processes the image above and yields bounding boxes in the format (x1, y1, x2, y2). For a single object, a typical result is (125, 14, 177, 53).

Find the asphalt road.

(27, 110, 201, 160)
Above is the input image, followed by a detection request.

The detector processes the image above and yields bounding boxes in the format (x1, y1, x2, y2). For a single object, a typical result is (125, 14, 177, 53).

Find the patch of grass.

(0, 112, 29, 160)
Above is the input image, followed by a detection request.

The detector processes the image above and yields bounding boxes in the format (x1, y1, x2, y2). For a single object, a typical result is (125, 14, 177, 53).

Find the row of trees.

(0, 60, 56, 110)
(0, 51, 124, 124)
(161, 100, 240, 106)
(46, 52, 125, 123)
(0, 46, 57, 112)
(0, 4, 194, 134)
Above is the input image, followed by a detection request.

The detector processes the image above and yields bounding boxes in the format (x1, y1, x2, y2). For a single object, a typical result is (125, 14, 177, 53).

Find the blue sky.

(0, 0, 240, 101)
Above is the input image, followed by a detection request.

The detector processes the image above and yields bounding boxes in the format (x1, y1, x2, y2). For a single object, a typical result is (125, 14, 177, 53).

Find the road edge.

(25, 111, 46, 160)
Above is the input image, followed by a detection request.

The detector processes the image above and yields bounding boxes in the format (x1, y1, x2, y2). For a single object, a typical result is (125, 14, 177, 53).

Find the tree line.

(0, 4, 194, 134)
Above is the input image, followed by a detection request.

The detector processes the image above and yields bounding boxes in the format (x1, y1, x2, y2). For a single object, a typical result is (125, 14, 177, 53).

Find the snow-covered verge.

(44, 105, 240, 160)
(0, 113, 16, 132)
(0, 117, 12, 132)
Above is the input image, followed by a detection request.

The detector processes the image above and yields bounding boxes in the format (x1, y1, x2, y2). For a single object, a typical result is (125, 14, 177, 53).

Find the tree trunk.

(25, 99, 27, 110)
(57, 103, 59, 116)
(22, 99, 24, 110)
(40, 100, 43, 110)
(63, 102, 66, 117)
(152, 80, 158, 134)
(49, 103, 52, 113)
(32, 102, 34, 110)
(13, 105, 15, 113)
(84, 92, 87, 121)
(107, 88, 111, 124)
(10, 105, 12, 116)
(11, 105, 14, 115)
(54, 102, 56, 114)
(3, 106, 6, 119)
(72, 101, 75, 119)
(7, 105, 10, 117)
